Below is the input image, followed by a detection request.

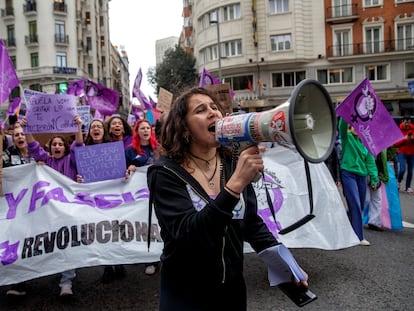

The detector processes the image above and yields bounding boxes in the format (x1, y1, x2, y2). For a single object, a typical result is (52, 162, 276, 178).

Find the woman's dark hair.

(105, 115, 133, 139)
(160, 87, 225, 164)
(85, 119, 112, 145)
(47, 135, 70, 156)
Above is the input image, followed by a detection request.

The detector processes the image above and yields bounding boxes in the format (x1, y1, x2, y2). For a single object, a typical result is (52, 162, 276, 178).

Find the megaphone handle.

(231, 141, 262, 182)
(304, 160, 314, 215)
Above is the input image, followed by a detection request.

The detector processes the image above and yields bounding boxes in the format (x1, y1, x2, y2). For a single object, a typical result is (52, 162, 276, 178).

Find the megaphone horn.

(215, 79, 336, 163)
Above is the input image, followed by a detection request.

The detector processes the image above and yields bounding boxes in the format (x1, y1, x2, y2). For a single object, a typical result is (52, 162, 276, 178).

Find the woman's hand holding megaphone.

(225, 145, 265, 194)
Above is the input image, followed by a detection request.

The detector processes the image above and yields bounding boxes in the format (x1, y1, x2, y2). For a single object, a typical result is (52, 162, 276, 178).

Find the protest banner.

(74, 141, 126, 182)
(0, 146, 359, 286)
(157, 87, 173, 113)
(205, 83, 233, 115)
(25, 94, 78, 134)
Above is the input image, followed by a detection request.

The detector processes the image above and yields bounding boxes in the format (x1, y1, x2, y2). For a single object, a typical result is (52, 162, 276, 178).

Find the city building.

(183, 0, 414, 114)
(155, 36, 179, 65)
(0, 0, 130, 117)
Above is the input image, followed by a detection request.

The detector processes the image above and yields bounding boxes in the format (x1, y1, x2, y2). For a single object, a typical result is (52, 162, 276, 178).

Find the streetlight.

(210, 10, 222, 81)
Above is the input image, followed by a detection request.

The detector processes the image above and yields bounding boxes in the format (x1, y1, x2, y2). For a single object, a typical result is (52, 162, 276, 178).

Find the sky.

(108, 0, 183, 100)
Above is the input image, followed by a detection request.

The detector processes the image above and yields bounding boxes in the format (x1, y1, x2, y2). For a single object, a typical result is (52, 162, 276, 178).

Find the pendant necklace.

(191, 153, 218, 189)
(189, 151, 217, 171)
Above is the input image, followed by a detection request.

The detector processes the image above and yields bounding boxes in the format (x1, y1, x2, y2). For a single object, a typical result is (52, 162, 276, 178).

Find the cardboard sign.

(25, 94, 78, 133)
(74, 141, 126, 183)
(205, 83, 233, 114)
(157, 87, 173, 113)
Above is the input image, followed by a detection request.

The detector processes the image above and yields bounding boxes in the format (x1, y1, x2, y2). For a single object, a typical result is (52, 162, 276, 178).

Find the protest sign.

(25, 94, 78, 133)
(157, 87, 173, 113)
(74, 141, 126, 182)
(205, 83, 233, 114)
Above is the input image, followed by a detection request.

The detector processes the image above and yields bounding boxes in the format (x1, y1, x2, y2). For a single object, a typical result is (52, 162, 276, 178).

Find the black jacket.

(147, 153, 278, 309)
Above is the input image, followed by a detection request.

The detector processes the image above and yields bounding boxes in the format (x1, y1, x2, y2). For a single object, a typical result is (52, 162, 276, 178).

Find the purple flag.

(66, 79, 85, 97)
(199, 68, 222, 87)
(6, 97, 21, 116)
(85, 80, 119, 116)
(132, 68, 142, 99)
(149, 96, 157, 109)
(0, 40, 19, 105)
(131, 102, 145, 120)
(198, 67, 236, 99)
(336, 78, 403, 157)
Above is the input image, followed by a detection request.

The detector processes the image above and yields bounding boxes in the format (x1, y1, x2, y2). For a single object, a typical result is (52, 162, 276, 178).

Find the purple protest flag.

(0, 40, 19, 105)
(131, 102, 145, 120)
(66, 79, 85, 97)
(85, 80, 119, 116)
(198, 67, 236, 99)
(199, 67, 221, 87)
(6, 96, 21, 116)
(93, 109, 104, 121)
(336, 78, 403, 157)
(149, 96, 157, 109)
(132, 67, 143, 99)
(136, 88, 152, 110)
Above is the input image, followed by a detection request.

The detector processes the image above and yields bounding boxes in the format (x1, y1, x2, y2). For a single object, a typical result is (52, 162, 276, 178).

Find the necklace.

(191, 153, 218, 189)
(189, 151, 217, 171)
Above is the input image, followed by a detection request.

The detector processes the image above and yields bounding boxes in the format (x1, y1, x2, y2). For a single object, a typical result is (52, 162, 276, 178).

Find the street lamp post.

(210, 10, 222, 81)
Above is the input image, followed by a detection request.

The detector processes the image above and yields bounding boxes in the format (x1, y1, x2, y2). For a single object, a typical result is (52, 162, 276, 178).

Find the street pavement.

(1, 189, 413, 310)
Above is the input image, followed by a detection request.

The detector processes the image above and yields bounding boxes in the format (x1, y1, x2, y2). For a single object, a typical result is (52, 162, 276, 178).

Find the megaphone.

(215, 79, 336, 163)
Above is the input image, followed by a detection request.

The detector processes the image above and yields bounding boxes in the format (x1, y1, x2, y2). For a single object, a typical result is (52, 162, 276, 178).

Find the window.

(56, 52, 67, 67)
(10, 55, 16, 67)
(405, 61, 414, 79)
(365, 26, 382, 53)
(86, 37, 92, 51)
(28, 20, 37, 43)
(223, 3, 241, 21)
(317, 67, 353, 84)
(365, 64, 388, 81)
(30, 83, 42, 92)
(209, 45, 218, 61)
(333, 28, 351, 56)
(7, 25, 15, 47)
(272, 71, 306, 87)
(85, 12, 91, 24)
(397, 23, 414, 51)
(30, 52, 39, 68)
(88, 63, 93, 76)
(55, 20, 65, 43)
(100, 36, 105, 47)
(332, 0, 351, 18)
(100, 16, 104, 27)
(269, 0, 289, 14)
(363, 0, 381, 7)
(224, 75, 253, 91)
(271, 34, 291, 51)
(223, 40, 242, 57)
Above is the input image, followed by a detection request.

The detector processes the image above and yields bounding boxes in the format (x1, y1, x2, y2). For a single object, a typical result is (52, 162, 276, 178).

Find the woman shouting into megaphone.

(147, 87, 310, 311)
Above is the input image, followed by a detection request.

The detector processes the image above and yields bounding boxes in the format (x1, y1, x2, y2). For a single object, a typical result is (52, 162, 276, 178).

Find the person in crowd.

(338, 118, 379, 246)
(146, 87, 309, 310)
(364, 149, 387, 231)
(125, 119, 160, 275)
(106, 115, 133, 148)
(394, 116, 414, 193)
(324, 134, 342, 187)
(2, 123, 33, 168)
(20, 115, 84, 296)
(78, 118, 126, 283)
(2, 123, 34, 296)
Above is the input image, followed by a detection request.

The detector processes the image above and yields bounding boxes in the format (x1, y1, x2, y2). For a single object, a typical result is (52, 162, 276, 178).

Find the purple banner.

(74, 141, 126, 183)
(66, 79, 85, 97)
(0, 40, 19, 105)
(336, 78, 403, 157)
(25, 94, 78, 133)
(85, 80, 119, 116)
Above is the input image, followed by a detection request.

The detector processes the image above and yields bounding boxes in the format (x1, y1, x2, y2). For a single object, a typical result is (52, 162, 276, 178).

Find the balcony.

(25, 35, 38, 46)
(326, 4, 359, 24)
(23, 2, 37, 16)
(53, 2, 67, 15)
(327, 39, 414, 58)
(53, 67, 77, 74)
(55, 34, 69, 45)
(1, 7, 14, 20)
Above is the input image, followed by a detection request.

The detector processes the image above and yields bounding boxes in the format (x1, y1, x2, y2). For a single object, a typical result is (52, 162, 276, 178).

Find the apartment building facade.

(184, 0, 414, 114)
(0, 0, 130, 117)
